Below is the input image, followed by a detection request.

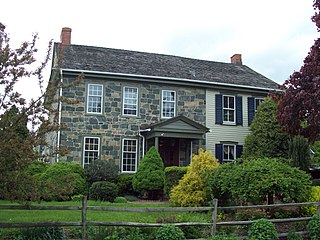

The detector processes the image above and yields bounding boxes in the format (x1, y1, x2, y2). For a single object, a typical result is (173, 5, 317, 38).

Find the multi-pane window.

(162, 90, 176, 118)
(255, 98, 264, 112)
(122, 139, 137, 173)
(223, 95, 235, 123)
(87, 84, 103, 114)
(223, 144, 235, 162)
(123, 87, 138, 116)
(83, 137, 100, 166)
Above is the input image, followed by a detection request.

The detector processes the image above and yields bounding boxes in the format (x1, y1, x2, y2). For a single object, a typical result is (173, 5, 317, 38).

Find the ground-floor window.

(83, 137, 100, 166)
(122, 138, 138, 173)
(223, 144, 235, 162)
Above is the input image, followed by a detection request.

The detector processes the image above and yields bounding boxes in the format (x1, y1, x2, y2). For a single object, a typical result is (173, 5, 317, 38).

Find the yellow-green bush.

(303, 186, 320, 215)
(169, 149, 219, 207)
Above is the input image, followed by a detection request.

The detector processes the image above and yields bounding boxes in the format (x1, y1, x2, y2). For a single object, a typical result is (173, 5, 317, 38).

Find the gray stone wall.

(59, 77, 206, 165)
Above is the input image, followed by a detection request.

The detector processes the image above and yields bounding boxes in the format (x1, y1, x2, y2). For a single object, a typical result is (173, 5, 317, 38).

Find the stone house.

(45, 27, 278, 172)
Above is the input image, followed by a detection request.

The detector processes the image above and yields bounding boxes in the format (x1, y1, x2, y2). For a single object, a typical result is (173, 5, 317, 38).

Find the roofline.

(57, 68, 281, 92)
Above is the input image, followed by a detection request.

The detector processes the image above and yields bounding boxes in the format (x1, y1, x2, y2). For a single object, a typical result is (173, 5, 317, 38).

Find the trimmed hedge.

(89, 181, 118, 202)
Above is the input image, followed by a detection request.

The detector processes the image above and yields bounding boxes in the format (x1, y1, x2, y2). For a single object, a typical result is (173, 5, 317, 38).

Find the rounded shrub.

(164, 166, 188, 196)
(132, 146, 165, 199)
(155, 224, 185, 240)
(303, 186, 320, 215)
(307, 215, 320, 240)
(114, 196, 127, 203)
(248, 218, 278, 240)
(84, 159, 119, 186)
(117, 173, 136, 196)
(25, 160, 49, 177)
(89, 181, 118, 202)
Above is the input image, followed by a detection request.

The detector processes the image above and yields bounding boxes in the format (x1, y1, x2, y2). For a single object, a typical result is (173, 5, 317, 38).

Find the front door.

(159, 137, 179, 167)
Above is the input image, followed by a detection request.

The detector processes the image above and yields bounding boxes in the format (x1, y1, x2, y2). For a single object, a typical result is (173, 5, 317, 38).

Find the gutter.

(56, 68, 281, 92)
(56, 68, 63, 162)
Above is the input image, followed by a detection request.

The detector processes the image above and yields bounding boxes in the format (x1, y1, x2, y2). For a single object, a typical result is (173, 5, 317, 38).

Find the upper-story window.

(87, 84, 103, 114)
(162, 90, 176, 118)
(255, 98, 264, 112)
(123, 87, 138, 116)
(83, 137, 100, 166)
(223, 95, 235, 124)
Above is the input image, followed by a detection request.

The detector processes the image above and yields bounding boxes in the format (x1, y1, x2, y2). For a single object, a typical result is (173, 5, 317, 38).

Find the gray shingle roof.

(57, 43, 279, 89)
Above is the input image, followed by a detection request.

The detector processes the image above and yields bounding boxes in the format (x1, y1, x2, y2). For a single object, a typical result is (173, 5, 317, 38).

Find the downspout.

(56, 68, 63, 162)
(138, 128, 151, 158)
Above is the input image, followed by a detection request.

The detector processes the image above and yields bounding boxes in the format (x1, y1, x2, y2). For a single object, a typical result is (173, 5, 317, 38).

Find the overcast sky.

(1, 0, 319, 101)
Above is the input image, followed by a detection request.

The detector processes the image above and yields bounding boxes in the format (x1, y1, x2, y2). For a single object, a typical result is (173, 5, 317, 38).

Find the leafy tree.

(170, 149, 219, 207)
(132, 146, 165, 199)
(288, 135, 311, 171)
(276, 1, 320, 143)
(210, 158, 311, 205)
(311, 141, 320, 167)
(243, 97, 289, 159)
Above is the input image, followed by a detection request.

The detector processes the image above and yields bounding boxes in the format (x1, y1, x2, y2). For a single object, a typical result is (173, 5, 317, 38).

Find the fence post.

(82, 196, 87, 240)
(211, 198, 218, 237)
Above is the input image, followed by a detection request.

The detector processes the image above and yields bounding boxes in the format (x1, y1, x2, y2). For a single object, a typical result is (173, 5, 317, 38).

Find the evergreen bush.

(288, 135, 311, 171)
(170, 149, 219, 207)
(89, 181, 118, 202)
(248, 218, 278, 240)
(117, 173, 136, 196)
(164, 166, 188, 196)
(84, 159, 119, 186)
(307, 215, 320, 240)
(132, 146, 165, 199)
(155, 224, 185, 240)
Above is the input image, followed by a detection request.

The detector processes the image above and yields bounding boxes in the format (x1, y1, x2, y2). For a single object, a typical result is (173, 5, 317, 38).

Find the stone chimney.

(231, 54, 242, 65)
(60, 27, 72, 45)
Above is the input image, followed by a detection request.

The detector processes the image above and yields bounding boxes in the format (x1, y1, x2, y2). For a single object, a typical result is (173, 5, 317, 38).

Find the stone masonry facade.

(59, 76, 206, 165)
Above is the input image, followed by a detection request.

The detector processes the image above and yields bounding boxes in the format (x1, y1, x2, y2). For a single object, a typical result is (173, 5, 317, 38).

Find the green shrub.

(307, 215, 320, 240)
(287, 229, 303, 240)
(170, 149, 219, 207)
(89, 181, 118, 202)
(248, 218, 278, 240)
(117, 173, 136, 196)
(303, 186, 320, 216)
(16, 227, 65, 240)
(25, 160, 49, 177)
(207, 235, 238, 240)
(155, 224, 185, 240)
(288, 135, 311, 171)
(114, 196, 127, 203)
(40, 162, 87, 201)
(132, 146, 165, 199)
(235, 209, 267, 221)
(84, 159, 119, 186)
(164, 166, 188, 196)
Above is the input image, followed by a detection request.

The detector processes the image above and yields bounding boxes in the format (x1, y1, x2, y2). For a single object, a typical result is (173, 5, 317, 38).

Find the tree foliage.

(209, 158, 311, 205)
(276, 1, 320, 143)
(132, 146, 165, 199)
(288, 135, 311, 171)
(170, 149, 219, 207)
(243, 97, 289, 159)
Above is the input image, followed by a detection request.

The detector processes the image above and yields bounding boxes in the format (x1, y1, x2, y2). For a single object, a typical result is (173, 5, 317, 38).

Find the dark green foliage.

(114, 196, 127, 203)
(132, 147, 165, 199)
(243, 97, 289, 159)
(288, 135, 311, 171)
(16, 227, 65, 240)
(89, 181, 118, 202)
(25, 160, 49, 177)
(248, 218, 278, 240)
(117, 173, 136, 196)
(84, 159, 119, 186)
(40, 162, 87, 201)
(311, 141, 320, 167)
(208, 158, 311, 205)
(287, 228, 303, 240)
(307, 215, 320, 240)
(164, 166, 188, 195)
(207, 235, 238, 240)
(155, 224, 185, 240)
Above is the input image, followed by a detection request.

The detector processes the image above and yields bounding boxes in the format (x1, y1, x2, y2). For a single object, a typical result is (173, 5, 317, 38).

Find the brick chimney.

(231, 54, 242, 65)
(60, 27, 72, 45)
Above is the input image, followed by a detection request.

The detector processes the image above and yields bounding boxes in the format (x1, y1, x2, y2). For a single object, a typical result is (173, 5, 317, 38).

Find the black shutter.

(236, 145, 243, 159)
(236, 96, 243, 125)
(248, 97, 255, 125)
(215, 94, 223, 124)
(215, 144, 223, 163)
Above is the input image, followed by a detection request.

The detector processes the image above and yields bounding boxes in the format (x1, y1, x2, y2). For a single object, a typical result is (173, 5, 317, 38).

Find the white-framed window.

(123, 87, 138, 116)
(255, 98, 264, 112)
(122, 139, 138, 173)
(162, 90, 176, 118)
(83, 137, 100, 166)
(87, 84, 103, 114)
(223, 144, 235, 162)
(223, 95, 235, 123)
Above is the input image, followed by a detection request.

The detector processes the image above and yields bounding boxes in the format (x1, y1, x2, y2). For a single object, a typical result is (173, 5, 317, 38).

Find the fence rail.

(1, 197, 320, 239)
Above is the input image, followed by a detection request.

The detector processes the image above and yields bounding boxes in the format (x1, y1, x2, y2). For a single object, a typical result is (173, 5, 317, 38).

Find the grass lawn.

(0, 200, 211, 224)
